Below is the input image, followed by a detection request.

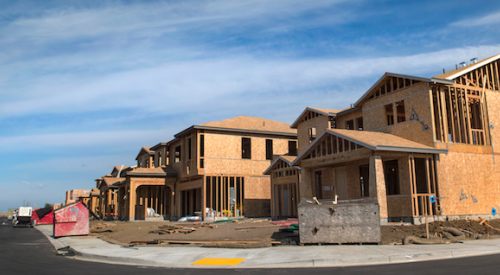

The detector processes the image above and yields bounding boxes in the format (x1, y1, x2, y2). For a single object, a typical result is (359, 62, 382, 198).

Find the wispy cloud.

(450, 11, 500, 27)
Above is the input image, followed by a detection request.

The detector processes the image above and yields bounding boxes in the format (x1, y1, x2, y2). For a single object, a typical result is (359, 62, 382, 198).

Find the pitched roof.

(292, 129, 448, 166)
(100, 177, 125, 189)
(174, 116, 297, 138)
(150, 141, 170, 151)
(263, 155, 299, 175)
(353, 72, 454, 107)
(135, 147, 154, 160)
(124, 166, 177, 177)
(290, 107, 342, 128)
(201, 116, 296, 133)
(433, 53, 500, 80)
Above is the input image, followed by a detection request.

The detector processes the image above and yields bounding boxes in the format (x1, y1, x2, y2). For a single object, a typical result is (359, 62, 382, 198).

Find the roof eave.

(375, 145, 448, 155)
(290, 107, 337, 129)
(353, 73, 454, 108)
(191, 125, 297, 137)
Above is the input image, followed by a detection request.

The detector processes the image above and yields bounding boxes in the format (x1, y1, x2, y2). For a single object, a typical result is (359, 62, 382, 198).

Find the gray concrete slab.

(35, 225, 500, 268)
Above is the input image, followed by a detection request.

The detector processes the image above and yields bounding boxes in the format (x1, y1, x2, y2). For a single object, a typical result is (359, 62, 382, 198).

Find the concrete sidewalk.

(36, 225, 500, 268)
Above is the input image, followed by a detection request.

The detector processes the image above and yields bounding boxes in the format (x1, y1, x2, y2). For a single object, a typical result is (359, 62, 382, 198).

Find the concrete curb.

(35, 225, 500, 269)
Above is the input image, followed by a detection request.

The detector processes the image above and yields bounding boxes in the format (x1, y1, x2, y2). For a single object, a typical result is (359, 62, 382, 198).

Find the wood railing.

(412, 194, 438, 217)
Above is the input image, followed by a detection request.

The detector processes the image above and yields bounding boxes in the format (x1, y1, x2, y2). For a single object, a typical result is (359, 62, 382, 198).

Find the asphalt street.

(1, 217, 500, 274)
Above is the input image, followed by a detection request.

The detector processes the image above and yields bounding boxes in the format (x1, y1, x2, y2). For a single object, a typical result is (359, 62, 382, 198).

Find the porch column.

(369, 155, 388, 223)
(299, 167, 313, 200)
(129, 183, 137, 221)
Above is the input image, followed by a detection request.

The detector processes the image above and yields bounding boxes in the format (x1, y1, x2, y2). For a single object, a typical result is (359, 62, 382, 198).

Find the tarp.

(31, 206, 54, 225)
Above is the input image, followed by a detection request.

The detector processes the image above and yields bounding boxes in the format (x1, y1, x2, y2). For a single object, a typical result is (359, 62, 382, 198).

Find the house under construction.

(269, 54, 500, 224)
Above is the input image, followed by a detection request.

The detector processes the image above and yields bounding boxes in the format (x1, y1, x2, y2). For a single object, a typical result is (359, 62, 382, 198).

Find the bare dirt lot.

(88, 217, 500, 247)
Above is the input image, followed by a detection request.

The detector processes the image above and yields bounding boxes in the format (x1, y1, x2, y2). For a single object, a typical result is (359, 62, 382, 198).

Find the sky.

(1, 0, 500, 211)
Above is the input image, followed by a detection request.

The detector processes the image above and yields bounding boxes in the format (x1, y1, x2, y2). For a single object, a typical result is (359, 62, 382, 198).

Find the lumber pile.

(149, 223, 214, 235)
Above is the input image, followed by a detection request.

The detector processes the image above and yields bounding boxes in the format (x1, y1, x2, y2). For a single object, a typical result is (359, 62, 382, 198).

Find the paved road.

(1, 217, 500, 274)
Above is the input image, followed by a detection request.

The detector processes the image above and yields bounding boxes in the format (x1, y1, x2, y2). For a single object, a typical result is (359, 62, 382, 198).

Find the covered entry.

(264, 156, 300, 218)
(292, 129, 447, 223)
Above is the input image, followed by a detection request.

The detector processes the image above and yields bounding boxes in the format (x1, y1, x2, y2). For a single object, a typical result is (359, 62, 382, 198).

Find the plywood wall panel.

(437, 152, 500, 216)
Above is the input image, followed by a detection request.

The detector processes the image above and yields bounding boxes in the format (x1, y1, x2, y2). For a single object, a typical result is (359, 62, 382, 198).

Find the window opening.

(266, 139, 273, 160)
(242, 138, 251, 159)
(288, 141, 297, 156)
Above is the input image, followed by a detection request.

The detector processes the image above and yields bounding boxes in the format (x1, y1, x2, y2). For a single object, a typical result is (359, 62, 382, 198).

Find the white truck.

(12, 207, 33, 228)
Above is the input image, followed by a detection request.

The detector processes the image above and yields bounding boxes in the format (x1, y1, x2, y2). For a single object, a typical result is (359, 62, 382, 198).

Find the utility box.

(53, 201, 89, 237)
(298, 198, 381, 245)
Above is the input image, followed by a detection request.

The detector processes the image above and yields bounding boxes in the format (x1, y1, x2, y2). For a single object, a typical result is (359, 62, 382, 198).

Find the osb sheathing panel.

(363, 82, 429, 110)
(204, 132, 292, 175)
(272, 175, 299, 185)
(297, 115, 331, 154)
(130, 177, 165, 187)
(346, 164, 362, 198)
(437, 152, 500, 216)
(363, 84, 434, 147)
(245, 176, 271, 199)
(244, 199, 271, 217)
(336, 109, 363, 129)
(301, 148, 373, 168)
(387, 196, 412, 217)
(369, 155, 388, 218)
(177, 178, 203, 191)
(320, 167, 336, 199)
(487, 91, 500, 142)
(397, 157, 412, 195)
(300, 168, 314, 200)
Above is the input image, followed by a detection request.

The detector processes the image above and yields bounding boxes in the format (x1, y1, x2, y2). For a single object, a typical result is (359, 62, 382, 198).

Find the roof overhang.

(263, 156, 296, 175)
(291, 129, 448, 166)
(440, 53, 500, 80)
(354, 72, 455, 108)
(174, 125, 297, 138)
(290, 107, 339, 129)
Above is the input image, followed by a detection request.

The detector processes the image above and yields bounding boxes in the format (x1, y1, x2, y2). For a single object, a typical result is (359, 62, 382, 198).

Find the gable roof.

(354, 72, 454, 107)
(174, 116, 297, 138)
(263, 155, 298, 175)
(290, 107, 342, 128)
(111, 166, 130, 177)
(292, 129, 448, 166)
(150, 141, 170, 151)
(99, 177, 125, 189)
(433, 53, 500, 80)
(124, 166, 177, 177)
(135, 147, 154, 160)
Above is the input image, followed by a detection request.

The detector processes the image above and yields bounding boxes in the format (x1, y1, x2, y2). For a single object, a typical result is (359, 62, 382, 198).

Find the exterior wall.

(336, 109, 363, 130)
(137, 152, 153, 168)
(245, 176, 271, 217)
(437, 152, 500, 216)
(362, 82, 434, 147)
(203, 131, 292, 176)
(126, 177, 166, 220)
(296, 115, 331, 155)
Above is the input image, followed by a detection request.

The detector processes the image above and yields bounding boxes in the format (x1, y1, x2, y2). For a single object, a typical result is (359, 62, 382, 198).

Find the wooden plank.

(439, 86, 449, 142)
(236, 225, 281, 229)
(446, 87, 456, 142)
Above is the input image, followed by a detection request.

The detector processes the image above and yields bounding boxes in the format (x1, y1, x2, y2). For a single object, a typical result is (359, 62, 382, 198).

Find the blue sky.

(1, 0, 500, 211)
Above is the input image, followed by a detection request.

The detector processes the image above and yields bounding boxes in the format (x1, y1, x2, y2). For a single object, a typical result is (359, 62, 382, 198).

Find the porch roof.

(124, 166, 178, 177)
(292, 129, 448, 166)
(263, 155, 298, 175)
(99, 177, 125, 189)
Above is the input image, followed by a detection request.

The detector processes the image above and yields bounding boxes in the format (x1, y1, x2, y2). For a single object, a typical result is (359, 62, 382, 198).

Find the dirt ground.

(88, 218, 500, 247)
